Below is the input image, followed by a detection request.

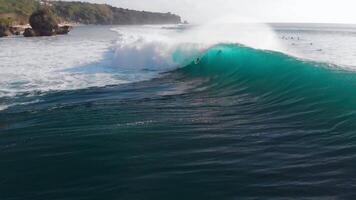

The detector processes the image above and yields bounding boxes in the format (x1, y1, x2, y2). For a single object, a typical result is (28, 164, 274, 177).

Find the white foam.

(0, 99, 42, 111)
(110, 19, 284, 71)
(0, 22, 282, 107)
(111, 26, 202, 70)
(0, 105, 8, 111)
(0, 33, 115, 97)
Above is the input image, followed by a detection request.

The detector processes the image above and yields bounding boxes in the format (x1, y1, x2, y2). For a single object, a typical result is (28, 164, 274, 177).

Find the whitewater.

(1, 23, 356, 199)
(2, 23, 356, 110)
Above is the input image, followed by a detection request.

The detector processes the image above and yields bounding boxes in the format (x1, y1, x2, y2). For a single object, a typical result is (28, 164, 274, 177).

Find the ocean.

(1, 23, 356, 199)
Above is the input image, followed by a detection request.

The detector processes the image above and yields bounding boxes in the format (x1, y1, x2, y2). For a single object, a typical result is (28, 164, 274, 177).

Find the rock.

(0, 24, 11, 37)
(27, 9, 72, 37)
(0, 18, 13, 37)
(9, 26, 26, 35)
(23, 28, 37, 37)
(29, 9, 58, 36)
(23, 25, 72, 37)
(56, 25, 72, 35)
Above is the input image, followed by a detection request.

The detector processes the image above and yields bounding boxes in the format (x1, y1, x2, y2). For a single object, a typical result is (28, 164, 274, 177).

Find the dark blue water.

(1, 43, 356, 199)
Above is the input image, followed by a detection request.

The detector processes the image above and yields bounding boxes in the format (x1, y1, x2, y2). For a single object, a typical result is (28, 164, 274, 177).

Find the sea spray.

(1, 23, 356, 111)
(110, 19, 284, 70)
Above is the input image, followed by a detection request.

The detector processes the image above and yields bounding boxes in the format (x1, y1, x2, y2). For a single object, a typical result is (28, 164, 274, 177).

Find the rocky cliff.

(0, 0, 181, 26)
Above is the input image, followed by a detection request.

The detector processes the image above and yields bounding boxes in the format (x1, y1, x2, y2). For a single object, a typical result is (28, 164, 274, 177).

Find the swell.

(2, 42, 356, 200)
(174, 44, 356, 128)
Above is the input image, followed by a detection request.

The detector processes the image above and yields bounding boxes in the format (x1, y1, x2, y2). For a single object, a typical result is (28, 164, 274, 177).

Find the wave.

(0, 24, 306, 102)
(2, 25, 356, 199)
(2, 25, 356, 114)
(172, 44, 356, 123)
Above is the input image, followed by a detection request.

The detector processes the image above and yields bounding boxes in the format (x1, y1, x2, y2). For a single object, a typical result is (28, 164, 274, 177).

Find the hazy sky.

(63, 0, 356, 24)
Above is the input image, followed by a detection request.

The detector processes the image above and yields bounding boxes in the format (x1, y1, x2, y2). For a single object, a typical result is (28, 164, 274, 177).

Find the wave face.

(1, 25, 356, 199)
(182, 44, 356, 113)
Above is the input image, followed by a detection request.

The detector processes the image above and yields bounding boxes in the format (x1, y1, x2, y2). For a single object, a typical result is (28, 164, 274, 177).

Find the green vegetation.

(0, 17, 14, 26)
(52, 1, 114, 24)
(0, 0, 39, 24)
(0, 0, 181, 25)
(29, 8, 58, 36)
(0, 0, 39, 16)
(51, 1, 181, 24)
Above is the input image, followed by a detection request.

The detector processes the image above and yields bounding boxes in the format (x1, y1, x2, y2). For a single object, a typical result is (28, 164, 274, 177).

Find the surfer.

(194, 57, 201, 64)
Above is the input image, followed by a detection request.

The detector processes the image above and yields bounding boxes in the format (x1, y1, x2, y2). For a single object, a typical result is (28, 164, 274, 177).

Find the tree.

(29, 8, 58, 36)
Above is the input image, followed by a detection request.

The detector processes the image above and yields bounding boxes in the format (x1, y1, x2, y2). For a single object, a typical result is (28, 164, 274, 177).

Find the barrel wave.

(181, 44, 356, 117)
(1, 34, 356, 199)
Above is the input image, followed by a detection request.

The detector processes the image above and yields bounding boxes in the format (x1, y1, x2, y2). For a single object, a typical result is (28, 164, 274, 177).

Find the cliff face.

(52, 2, 181, 25)
(0, 0, 181, 25)
(110, 7, 181, 25)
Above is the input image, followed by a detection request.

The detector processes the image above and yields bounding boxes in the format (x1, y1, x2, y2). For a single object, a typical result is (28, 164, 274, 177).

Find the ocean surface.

(1, 23, 356, 199)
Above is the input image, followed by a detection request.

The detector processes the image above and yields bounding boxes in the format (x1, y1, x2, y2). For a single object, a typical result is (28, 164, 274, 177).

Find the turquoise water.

(1, 25, 356, 199)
